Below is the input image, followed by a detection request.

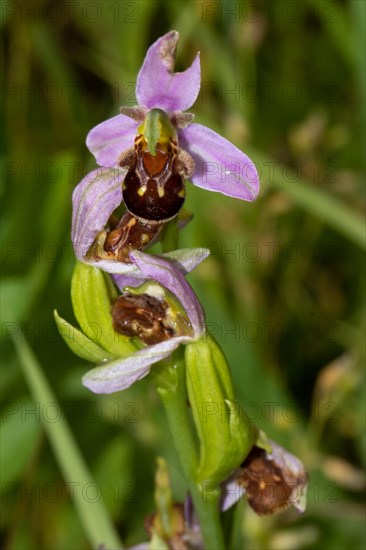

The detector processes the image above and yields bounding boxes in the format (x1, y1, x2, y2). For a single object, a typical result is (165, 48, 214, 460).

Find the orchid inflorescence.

(56, 31, 307, 548)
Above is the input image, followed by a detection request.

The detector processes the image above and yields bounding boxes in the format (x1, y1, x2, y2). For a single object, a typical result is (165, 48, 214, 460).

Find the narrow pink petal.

(72, 168, 125, 260)
(82, 336, 189, 394)
(136, 31, 201, 112)
(179, 124, 259, 201)
(86, 114, 138, 167)
(130, 251, 205, 338)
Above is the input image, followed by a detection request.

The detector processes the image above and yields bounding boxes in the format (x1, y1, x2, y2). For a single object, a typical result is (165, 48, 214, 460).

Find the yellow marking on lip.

(178, 189, 186, 198)
(157, 186, 165, 198)
(127, 217, 136, 227)
(138, 186, 147, 197)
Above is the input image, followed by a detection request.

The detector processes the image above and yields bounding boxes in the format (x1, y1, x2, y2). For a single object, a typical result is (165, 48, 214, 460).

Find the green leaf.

(11, 328, 123, 550)
(54, 310, 117, 364)
(0, 277, 32, 322)
(93, 435, 134, 520)
(247, 147, 365, 249)
(71, 262, 138, 357)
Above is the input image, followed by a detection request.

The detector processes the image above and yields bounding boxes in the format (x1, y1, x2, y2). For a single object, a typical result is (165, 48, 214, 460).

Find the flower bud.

(185, 335, 257, 483)
(142, 458, 187, 549)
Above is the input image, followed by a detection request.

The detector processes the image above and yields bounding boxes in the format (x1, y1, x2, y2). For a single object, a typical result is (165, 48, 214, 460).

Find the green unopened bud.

(142, 457, 186, 549)
(138, 108, 177, 155)
(185, 335, 257, 483)
(154, 457, 174, 538)
(55, 262, 138, 362)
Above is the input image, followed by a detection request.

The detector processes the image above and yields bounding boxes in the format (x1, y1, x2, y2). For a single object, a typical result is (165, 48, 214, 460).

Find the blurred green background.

(1, 0, 365, 548)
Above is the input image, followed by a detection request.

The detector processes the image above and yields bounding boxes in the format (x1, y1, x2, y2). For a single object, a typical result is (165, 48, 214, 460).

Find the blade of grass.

(10, 324, 123, 550)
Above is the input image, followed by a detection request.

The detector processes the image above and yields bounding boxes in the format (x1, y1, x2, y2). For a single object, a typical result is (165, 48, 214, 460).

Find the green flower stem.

(157, 359, 225, 549)
(188, 482, 225, 550)
(157, 220, 224, 547)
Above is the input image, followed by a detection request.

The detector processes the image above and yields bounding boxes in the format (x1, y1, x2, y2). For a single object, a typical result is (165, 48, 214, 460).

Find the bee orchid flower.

(221, 439, 308, 515)
(72, 31, 259, 265)
(81, 250, 206, 394)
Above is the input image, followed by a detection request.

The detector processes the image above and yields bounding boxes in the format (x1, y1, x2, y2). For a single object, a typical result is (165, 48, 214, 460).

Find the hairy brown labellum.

(120, 136, 194, 223)
(102, 211, 162, 262)
(87, 211, 163, 263)
(112, 293, 175, 345)
(238, 446, 306, 515)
